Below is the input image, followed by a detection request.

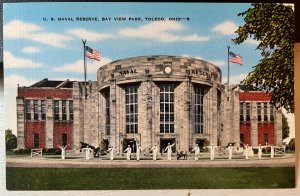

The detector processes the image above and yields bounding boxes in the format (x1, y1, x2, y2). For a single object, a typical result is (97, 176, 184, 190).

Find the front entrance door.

(160, 138, 176, 153)
(196, 139, 206, 150)
(123, 138, 137, 153)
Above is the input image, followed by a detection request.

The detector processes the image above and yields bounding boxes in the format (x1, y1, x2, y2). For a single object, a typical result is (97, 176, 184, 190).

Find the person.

(164, 143, 175, 160)
(136, 144, 141, 161)
(82, 145, 93, 160)
(270, 144, 275, 158)
(190, 144, 200, 160)
(210, 144, 217, 160)
(58, 144, 69, 160)
(149, 145, 158, 161)
(244, 144, 249, 160)
(107, 146, 118, 160)
(124, 145, 132, 161)
(258, 144, 262, 159)
(226, 144, 234, 160)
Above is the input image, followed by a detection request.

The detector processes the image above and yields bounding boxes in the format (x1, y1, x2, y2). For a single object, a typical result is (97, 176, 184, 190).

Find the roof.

(29, 78, 74, 89)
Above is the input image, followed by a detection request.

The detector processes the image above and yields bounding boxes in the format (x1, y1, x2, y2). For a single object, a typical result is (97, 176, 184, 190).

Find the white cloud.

(4, 20, 72, 48)
(119, 21, 209, 42)
(245, 39, 260, 45)
(212, 21, 238, 35)
(4, 51, 43, 69)
(222, 73, 247, 84)
(52, 57, 112, 74)
(67, 28, 113, 42)
(208, 60, 225, 66)
(21, 46, 41, 54)
(4, 75, 36, 132)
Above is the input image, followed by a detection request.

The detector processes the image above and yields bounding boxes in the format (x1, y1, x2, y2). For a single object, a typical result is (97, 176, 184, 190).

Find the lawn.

(6, 167, 295, 190)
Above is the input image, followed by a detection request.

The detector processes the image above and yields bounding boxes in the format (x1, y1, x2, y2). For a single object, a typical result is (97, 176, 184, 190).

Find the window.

(34, 100, 39, 120)
(69, 101, 73, 121)
(240, 103, 244, 122)
(54, 100, 60, 121)
(264, 133, 269, 145)
(26, 100, 31, 120)
(62, 133, 67, 146)
(41, 100, 46, 120)
(194, 86, 204, 134)
(125, 85, 138, 134)
(257, 103, 262, 122)
(62, 100, 67, 121)
(270, 104, 274, 121)
(160, 84, 174, 133)
(33, 133, 40, 148)
(263, 103, 268, 121)
(104, 91, 110, 135)
(246, 103, 250, 122)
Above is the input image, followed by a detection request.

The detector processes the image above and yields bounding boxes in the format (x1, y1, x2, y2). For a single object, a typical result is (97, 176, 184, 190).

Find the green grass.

(6, 167, 295, 190)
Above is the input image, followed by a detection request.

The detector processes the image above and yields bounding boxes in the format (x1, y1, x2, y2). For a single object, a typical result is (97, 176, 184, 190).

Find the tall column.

(16, 97, 25, 149)
(274, 108, 283, 146)
(146, 76, 153, 149)
(45, 98, 54, 148)
(109, 79, 117, 148)
(250, 102, 258, 146)
(210, 84, 218, 146)
(73, 82, 82, 149)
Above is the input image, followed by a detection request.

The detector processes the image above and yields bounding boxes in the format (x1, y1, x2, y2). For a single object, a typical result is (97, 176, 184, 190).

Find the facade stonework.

(16, 56, 283, 151)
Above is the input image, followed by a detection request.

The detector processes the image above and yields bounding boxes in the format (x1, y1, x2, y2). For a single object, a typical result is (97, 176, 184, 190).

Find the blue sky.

(4, 2, 294, 137)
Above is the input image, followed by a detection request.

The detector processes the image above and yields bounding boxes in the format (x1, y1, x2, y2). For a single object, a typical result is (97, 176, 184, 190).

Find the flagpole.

(82, 39, 87, 99)
(227, 46, 230, 100)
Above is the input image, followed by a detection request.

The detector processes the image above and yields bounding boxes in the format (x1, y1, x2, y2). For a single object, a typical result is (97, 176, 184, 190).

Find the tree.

(288, 138, 295, 151)
(233, 3, 295, 112)
(282, 114, 290, 140)
(5, 129, 17, 150)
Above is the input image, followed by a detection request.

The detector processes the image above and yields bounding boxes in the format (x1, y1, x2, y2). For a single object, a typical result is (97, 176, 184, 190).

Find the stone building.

(16, 56, 283, 152)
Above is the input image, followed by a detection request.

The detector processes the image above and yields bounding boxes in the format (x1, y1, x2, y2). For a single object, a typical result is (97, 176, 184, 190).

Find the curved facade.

(97, 55, 222, 152)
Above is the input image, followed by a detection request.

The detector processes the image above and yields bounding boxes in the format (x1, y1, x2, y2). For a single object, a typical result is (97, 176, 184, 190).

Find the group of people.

(60, 143, 277, 161)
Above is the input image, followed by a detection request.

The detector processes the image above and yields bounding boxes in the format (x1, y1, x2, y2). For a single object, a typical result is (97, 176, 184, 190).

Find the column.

(45, 98, 54, 148)
(250, 102, 258, 146)
(16, 97, 25, 149)
(110, 79, 117, 148)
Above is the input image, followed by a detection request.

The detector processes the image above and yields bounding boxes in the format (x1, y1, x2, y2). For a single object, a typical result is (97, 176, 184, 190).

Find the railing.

(31, 148, 43, 157)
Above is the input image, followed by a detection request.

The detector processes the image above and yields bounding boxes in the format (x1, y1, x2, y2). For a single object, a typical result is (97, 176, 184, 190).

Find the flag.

(85, 46, 100, 61)
(229, 51, 243, 65)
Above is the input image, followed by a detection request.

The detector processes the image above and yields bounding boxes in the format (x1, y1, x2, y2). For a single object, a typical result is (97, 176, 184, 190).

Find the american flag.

(85, 46, 100, 61)
(229, 51, 243, 65)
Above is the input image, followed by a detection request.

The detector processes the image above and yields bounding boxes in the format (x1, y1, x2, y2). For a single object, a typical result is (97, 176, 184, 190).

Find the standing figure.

(164, 143, 175, 160)
(244, 144, 249, 160)
(190, 144, 200, 160)
(258, 144, 262, 159)
(82, 146, 93, 160)
(210, 144, 217, 160)
(136, 144, 141, 161)
(149, 145, 158, 161)
(270, 145, 274, 158)
(124, 145, 132, 161)
(107, 146, 118, 160)
(58, 144, 69, 160)
(226, 144, 233, 160)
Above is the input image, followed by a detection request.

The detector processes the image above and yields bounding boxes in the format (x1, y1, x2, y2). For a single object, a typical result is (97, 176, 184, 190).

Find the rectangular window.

(194, 85, 204, 134)
(54, 100, 60, 121)
(69, 101, 73, 121)
(160, 83, 175, 133)
(104, 91, 110, 135)
(257, 103, 262, 122)
(270, 104, 274, 121)
(264, 133, 269, 145)
(33, 133, 40, 148)
(246, 103, 250, 122)
(41, 100, 46, 120)
(264, 103, 268, 122)
(62, 100, 67, 121)
(240, 102, 244, 122)
(125, 85, 138, 134)
(26, 100, 31, 120)
(34, 100, 39, 120)
(62, 133, 67, 146)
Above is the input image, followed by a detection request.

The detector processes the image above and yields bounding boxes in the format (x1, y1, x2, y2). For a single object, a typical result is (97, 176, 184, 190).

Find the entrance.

(196, 139, 206, 149)
(123, 138, 137, 153)
(160, 138, 176, 153)
(101, 139, 109, 151)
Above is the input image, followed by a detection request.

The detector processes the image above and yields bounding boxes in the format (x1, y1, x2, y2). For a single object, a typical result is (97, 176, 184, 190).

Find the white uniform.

(124, 146, 132, 160)
(258, 145, 262, 159)
(83, 147, 93, 160)
(270, 145, 274, 158)
(136, 145, 141, 161)
(150, 145, 158, 161)
(59, 145, 68, 160)
(226, 145, 233, 160)
(210, 145, 216, 160)
(107, 146, 118, 160)
(164, 143, 175, 160)
(245, 145, 249, 160)
(191, 145, 200, 160)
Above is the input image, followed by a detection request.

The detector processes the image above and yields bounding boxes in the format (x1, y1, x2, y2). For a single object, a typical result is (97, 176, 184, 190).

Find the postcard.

(2, 2, 296, 193)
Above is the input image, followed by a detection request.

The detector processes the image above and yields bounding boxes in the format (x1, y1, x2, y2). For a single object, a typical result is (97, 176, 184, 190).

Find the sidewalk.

(6, 155, 295, 168)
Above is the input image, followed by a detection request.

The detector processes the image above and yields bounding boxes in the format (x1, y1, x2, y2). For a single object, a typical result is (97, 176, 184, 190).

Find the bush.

(288, 138, 295, 151)
(5, 129, 17, 150)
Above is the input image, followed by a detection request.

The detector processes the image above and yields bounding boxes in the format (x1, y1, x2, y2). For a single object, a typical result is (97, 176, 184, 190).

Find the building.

(16, 56, 283, 152)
